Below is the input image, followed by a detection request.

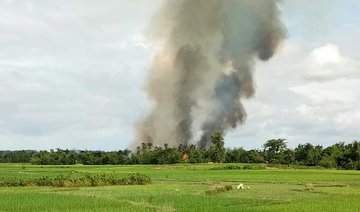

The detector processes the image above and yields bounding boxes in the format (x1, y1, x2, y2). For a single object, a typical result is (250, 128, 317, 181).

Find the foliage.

(209, 131, 226, 163)
(1, 138, 359, 170)
(211, 164, 265, 170)
(0, 173, 151, 187)
(189, 148, 205, 163)
(295, 143, 323, 166)
(263, 139, 287, 164)
(284, 148, 295, 166)
(205, 184, 232, 195)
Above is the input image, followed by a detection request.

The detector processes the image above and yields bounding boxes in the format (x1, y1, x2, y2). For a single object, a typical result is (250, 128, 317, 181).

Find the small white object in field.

(247, 186, 250, 189)
(237, 183, 244, 190)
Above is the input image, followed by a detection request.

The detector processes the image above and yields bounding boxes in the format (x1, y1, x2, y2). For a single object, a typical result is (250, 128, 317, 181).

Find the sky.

(0, 0, 359, 150)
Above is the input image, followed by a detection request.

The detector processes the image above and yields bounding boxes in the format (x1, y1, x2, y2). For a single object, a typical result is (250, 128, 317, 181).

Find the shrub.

(0, 173, 151, 188)
(242, 165, 252, 170)
(211, 164, 243, 170)
(319, 157, 336, 168)
(205, 184, 232, 195)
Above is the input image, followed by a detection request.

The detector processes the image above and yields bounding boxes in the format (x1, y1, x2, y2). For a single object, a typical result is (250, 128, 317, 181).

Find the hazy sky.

(0, 0, 359, 150)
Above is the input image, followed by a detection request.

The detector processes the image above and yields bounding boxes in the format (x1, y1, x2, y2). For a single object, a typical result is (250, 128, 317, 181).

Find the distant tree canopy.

(263, 139, 287, 164)
(0, 136, 359, 170)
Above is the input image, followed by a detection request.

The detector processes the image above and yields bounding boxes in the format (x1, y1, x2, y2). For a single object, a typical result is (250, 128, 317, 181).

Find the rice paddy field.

(0, 163, 359, 212)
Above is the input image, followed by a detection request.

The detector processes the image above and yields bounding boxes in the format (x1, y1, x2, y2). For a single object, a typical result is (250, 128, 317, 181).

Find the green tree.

(295, 143, 323, 166)
(349, 141, 360, 170)
(319, 156, 336, 168)
(189, 148, 204, 163)
(80, 151, 95, 165)
(157, 148, 181, 164)
(225, 148, 249, 163)
(248, 150, 265, 163)
(263, 139, 287, 164)
(66, 150, 78, 165)
(284, 148, 295, 166)
(322, 142, 346, 168)
(209, 131, 225, 163)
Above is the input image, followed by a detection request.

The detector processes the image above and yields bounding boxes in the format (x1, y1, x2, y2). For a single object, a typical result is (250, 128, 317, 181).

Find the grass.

(0, 173, 151, 187)
(205, 184, 233, 195)
(0, 163, 359, 211)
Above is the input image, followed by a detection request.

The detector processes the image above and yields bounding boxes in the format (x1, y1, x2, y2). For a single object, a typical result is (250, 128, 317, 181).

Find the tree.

(209, 131, 225, 163)
(157, 148, 181, 164)
(225, 148, 249, 163)
(66, 150, 78, 165)
(349, 141, 360, 170)
(80, 151, 95, 165)
(248, 150, 265, 163)
(319, 156, 336, 168)
(322, 142, 346, 168)
(284, 148, 295, 166)
(104, 152, 120, 165)
(295, 143, 323, 166)
(189, 148, 204, 163)
(263, 139, 287, 164)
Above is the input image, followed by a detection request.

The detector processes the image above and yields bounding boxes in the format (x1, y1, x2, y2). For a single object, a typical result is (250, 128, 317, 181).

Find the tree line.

(1, 132, 359, 170)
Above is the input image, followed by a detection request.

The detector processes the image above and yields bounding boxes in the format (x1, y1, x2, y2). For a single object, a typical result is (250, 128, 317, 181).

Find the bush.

(319, 157, 337, 168)
(123, 173, 152, 185)
(205, 184, 232, 195)
(211, 164, 265, 170)
(211, 165, 243, 170)
(242, 165, 252, 170)
(0, 173, 151, 188)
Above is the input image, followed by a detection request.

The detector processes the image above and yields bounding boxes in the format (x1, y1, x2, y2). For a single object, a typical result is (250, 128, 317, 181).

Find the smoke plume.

(136, 0, 285, 147)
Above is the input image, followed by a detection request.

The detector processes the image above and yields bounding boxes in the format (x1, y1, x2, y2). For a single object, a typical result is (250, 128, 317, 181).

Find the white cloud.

(310, 44, 342, 65)
(228, 42, 360, 149)
(303, 44, 360, 80)
(291, 78, 360, 132)
(0, 0, 162, 150)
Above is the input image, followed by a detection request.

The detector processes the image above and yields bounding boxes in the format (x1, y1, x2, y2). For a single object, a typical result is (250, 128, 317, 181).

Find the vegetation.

(0, 173, 151, 187)
(209, 131, 226, 163)
(1, 134, 359, 170)
(0, 164, 359, 211)
(211, 164, 265, 170)
(205, 184, 233, 195)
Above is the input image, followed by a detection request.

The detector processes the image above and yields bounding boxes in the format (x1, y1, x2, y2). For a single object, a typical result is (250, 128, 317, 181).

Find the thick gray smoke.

(136, 0, 285, 147)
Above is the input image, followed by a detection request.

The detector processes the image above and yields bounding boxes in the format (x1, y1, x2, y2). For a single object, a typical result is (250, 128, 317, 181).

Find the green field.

(0, 164, 359, 212)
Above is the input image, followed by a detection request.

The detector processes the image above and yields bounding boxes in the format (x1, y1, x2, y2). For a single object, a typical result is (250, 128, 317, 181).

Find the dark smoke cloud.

(135, 0, 286, 147)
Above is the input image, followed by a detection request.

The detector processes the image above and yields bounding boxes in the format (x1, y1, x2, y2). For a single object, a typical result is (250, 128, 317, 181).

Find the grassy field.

(0, 163, 359, 212)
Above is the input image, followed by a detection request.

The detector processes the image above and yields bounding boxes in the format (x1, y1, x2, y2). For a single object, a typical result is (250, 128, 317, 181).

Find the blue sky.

(0, 0, 359, 150)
